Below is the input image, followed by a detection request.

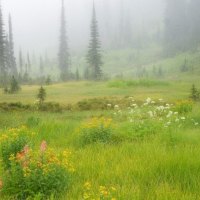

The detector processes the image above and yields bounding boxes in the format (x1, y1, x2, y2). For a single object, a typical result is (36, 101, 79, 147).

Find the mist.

(2, 0, 164, 56)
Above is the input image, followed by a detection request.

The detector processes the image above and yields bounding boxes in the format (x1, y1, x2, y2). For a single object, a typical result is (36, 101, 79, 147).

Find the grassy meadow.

(0, 77, 200, 199)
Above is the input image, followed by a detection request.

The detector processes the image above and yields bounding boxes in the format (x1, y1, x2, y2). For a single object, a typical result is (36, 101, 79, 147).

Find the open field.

(0, 79, 200, 104)
(0, 80, 200, 199)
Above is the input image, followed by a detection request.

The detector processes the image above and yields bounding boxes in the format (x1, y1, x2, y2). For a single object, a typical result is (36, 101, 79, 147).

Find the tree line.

(164, 0, 200, 55)
(0, 0, 103, 88)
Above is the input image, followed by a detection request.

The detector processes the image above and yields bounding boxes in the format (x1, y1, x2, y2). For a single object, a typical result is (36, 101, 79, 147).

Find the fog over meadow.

(2, 0, 164, 57)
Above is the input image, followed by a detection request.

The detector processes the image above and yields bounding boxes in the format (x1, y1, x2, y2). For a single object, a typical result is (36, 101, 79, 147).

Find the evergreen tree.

(87, 2, 103, 80)
(9, 76, 20, 93)
(8, 14, 17, 77)
(19, 49, 24, 75)
(37, 86, 46, 105)
(190, 84, 200, 101)
(5, 35, 11, 74)
(58, 0, 70, 81)
(0, 4, 6, 85)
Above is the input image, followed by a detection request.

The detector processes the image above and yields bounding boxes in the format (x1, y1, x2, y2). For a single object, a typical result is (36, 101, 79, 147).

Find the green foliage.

(108, 79, 169, 88)
(125, 120, 162, 140)
(0, 126, 31, 169)
(79, 118, 114, 146)
(37, 86, 46, 105)
(174, 101, 193, 114)
(86, 5, 103, 80)
(0, 102, 31, 111)
(37, 102, 62, 112)
(9, 76, 21, 93)
(189, 84, 200, 101)
(1, 142, 73, 200)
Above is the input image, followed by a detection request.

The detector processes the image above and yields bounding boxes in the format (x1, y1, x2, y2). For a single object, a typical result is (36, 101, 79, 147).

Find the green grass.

(0, 46, 200, 199)
(0, 100, 200, 199)
(0, 78, 198, 105)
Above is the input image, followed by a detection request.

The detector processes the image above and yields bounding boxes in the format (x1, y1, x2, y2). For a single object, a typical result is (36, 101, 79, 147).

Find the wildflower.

(195, 122, 199, 126)
(146, 97, 152, 104)
(107, 104, 112, 107)
(114, 105, 119, 109)
(181, 117, 186, 120)
(40, 140, 47, 152)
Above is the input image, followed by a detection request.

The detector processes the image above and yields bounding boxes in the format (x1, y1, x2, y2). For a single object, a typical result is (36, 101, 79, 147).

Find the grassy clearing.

(0, 94, 200, 199)
(0, 78, 197, 105)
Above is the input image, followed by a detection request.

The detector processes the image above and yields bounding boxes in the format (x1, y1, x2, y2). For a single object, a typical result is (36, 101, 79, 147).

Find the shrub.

(37, 102, 62, 112)
(37, 86, 46, 105)
(189, 84, 200, 101)
(0, 102, 31, 111)
(1, 141, 74, 200)
(0, 126, 35, 170)
(79, 117, 114, 146)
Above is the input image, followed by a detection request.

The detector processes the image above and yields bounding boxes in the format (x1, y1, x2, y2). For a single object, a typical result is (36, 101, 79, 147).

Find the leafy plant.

(1, 141, 74, 200)
(79, 117, 114, 146)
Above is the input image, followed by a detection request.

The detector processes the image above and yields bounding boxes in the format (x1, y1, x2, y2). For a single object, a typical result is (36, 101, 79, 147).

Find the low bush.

(0, 141, 74, 200)
(37, 102, 62, 112)
(0, 126, 35, 169)
(107, 79, 169, 88)
(79, 117, 114, 146)
(0, 102, 31, 111)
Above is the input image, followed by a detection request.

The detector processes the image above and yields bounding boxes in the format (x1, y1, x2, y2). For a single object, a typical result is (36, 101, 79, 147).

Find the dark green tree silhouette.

(8, 14, 17, 77)
(37, 86, 46, 105)
(58, 0, 70, 81)
(0, 4, 7, 85)
(19, 49, 24, 75)
(190, 84, 200, 101)
(87, 2, 103, 80)
(9, 76, 20, 93)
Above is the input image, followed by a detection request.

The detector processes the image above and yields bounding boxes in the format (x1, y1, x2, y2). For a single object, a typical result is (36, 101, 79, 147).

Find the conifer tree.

(58, 0, 70, 81)
(8, 14, 17, 77)
(5, 35, 11, 74)
(37, 86, 46, 105)
(19, 49, 23, 75)
(190, 84, 200, 101)
(87, 2, 103, 80)
(0, 4, 6, 85)
(9, 75, 20, 93)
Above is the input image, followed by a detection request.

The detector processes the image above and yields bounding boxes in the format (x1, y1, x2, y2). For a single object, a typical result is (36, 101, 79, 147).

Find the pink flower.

(40, 140, 47, 152)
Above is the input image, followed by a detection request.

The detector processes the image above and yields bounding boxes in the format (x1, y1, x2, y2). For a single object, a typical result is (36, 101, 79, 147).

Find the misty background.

(2, 0, 164, 56)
